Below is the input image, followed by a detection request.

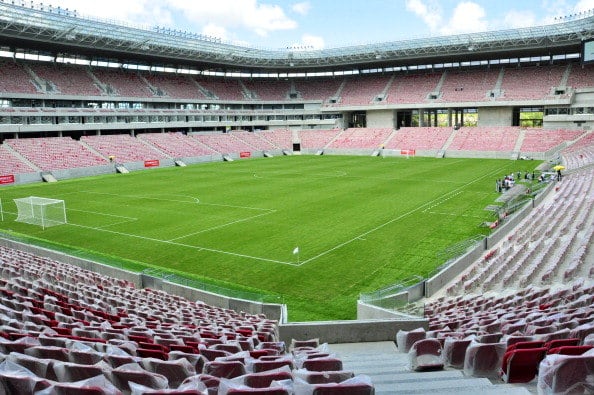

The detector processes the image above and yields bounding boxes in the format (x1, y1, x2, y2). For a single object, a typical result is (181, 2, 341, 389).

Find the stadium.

(0, 1, 591, 393)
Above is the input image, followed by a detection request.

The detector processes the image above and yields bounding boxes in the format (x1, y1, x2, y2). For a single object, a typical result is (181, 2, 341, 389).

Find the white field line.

(167, 210, 276, 242)
(67, 208, 138, 220)
(79, 191, 272, 212)
(296, 165, 507, 266)
(66, 222, 299, 266)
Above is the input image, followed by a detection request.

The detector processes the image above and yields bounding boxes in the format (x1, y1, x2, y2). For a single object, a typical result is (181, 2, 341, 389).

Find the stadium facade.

(0, 1, 593, 142)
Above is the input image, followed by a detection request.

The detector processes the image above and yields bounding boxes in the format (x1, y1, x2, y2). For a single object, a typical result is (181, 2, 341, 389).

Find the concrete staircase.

(329, 342, 534, 395)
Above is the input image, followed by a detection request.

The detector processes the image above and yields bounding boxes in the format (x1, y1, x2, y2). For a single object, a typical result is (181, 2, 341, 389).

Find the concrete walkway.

(328, 341, 536, 395)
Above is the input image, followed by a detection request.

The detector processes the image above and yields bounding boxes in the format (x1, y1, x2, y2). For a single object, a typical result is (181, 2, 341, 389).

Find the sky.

(37, 0, 594, 50)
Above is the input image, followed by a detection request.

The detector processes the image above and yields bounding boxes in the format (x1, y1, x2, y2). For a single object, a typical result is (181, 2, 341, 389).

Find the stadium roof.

(0, 2, 592, 73)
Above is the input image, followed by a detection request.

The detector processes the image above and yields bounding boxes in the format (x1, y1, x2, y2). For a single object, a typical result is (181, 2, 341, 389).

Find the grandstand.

(0, 1, 591, 393)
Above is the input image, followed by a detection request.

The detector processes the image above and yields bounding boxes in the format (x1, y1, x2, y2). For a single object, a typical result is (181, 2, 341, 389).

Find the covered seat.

(408, 338, 443, 371)
(443, 337, 472, 369)
(499, 347, 547, 383)
(537, 353, 594, 395)
(396, 328, 426, 353)
(463, 341, 507, 378)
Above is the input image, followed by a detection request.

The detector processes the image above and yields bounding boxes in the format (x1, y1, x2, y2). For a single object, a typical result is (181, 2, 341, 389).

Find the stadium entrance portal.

(396, 111, 412, 128)
(348, 112, 366, 128)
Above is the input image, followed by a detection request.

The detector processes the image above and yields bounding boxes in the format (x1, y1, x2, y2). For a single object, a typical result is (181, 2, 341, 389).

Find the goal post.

(14, 196, 67, 230)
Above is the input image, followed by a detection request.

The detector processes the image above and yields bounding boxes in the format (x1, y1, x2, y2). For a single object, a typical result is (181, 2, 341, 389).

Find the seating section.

(327, 128, 392, 149)
(438, 69, 499, 102)
(231, 131, 278, 151)
(520, 129, 583, 153)
(194, 77, 246, 101)
(242, 80, 292, 101)
(0, 243, 374, 393)
(192, 133, 255, 154)
(81, 134, 168, 162)
(91, 69, 154, 98)
(566, 63, 594, 90)
(0, 59, 38, 94)
(385, 127, 453, 151)
(298, 129, 341, 150)
(258, 129, 293, 150)
(293, 78, 343, 102)
(28, 63, 103, 96)
(144, 73, 208, 99)
(5, 137, 107, 171)
(0, 145, 36, 174)
(138, 132, 216, 158)
(498, 65, 566, 101)
(333, 75, 392, 106)
(384, 73, 442, 104)
(448, 127, 520, 152)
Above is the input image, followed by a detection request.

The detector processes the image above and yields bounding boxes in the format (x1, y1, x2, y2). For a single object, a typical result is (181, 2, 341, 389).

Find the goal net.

(14, 196, 67, 229)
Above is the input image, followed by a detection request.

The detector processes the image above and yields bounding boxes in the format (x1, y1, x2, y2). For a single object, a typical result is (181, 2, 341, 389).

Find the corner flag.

(293, 247, 299, 255)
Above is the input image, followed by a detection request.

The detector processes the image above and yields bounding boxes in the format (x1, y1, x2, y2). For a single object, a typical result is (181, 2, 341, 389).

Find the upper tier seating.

(81, 134, 168, 162)
(566, 63, 594, 90)
(144, 73, 208, 99)
(28, 63, 103, 96)
(138, 132, 216, 158)
(498, 65, 566, 101)
(241, 80, 292, 101)
(5, 137, 107, 171)
(293, 78, 343, 102)
(194, 77, 245, 101)
(438, 69, 500, 102)
(0, 59, 38, 94)
(91, 69, 154, 98)
(333, 75, 392, 106)
(384, 73, 442, 104)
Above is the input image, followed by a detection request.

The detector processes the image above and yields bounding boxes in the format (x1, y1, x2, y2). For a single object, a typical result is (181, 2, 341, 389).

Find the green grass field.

(0, 155, 536, 321)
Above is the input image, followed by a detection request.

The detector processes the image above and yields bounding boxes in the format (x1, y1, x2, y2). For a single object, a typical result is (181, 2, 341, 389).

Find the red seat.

(499, 347, 547, 383)
(443, 338, 472, 369)
(244, 369, 293, 388)
(544, 338, 580, 350)
(505, 340, 545, 352)
(302, 357, 343, 372)
(538, 354, 594, 394)
(204, 360, 246, 379)
(548, 345, 594, 355)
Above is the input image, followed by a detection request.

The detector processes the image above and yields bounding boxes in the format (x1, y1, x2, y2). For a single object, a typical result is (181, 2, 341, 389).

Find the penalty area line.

(167, 210, 277, 241)
(66, 222, 299, 266)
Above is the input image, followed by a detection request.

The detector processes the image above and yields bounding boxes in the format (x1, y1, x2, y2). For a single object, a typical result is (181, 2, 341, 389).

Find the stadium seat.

(396, 328, 426, 353)
(443, 338, 472, 369)
(499, 347, 547, 383)
(408, 338, 444, 371)
(538, 353, 594, 395)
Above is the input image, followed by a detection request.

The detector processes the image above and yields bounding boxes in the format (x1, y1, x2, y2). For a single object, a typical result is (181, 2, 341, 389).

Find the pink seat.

(244, 368, 293, 388)
(499, 347, 547, 383)
(141, 357, 196, 388)
(548, 345, 594, 355)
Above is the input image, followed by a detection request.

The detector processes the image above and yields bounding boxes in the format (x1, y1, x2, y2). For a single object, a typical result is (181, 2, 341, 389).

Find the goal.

(14, 196, 67, 229)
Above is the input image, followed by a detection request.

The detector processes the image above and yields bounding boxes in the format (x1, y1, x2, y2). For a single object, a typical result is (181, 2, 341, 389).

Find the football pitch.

(0, 155, 535, 321)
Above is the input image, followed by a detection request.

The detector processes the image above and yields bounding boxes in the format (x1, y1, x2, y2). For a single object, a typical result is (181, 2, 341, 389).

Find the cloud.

(292, 2, 311, 16)
(44, 0, 173, 27)
(439, 2, 488, 35)
(502, 9, 537, 29)
(405, 0, 442, 32)
(166, 0, 297, 37)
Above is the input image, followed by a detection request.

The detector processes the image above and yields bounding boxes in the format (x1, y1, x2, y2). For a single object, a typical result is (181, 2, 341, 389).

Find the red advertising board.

(240, 152, 251, 158)
(144, 160, 160, 168)
(400, 149, 416, 156)
(0, 175, 15, 185)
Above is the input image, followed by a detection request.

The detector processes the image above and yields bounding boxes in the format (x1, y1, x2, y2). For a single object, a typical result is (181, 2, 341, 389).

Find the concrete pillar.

(447, 108, 453, 127)
(419, 109, 425, 127)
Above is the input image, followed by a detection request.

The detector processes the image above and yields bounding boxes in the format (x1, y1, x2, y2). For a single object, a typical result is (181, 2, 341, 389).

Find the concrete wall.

(52, 164, 116, 180)
(279, 318, 427, 345)
(366, 110, 395, 129)
(0, 172, 42, 186)
(478, 107, 514, 126)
